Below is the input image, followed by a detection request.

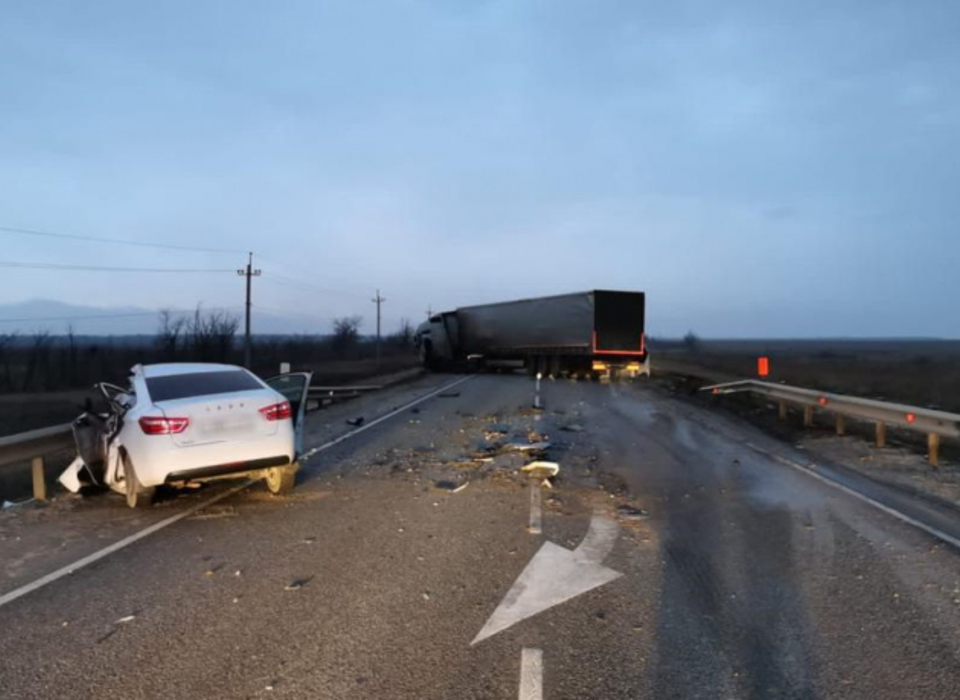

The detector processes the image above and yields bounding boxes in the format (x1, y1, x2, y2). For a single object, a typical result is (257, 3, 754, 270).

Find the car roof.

(137, 363, 246, 378)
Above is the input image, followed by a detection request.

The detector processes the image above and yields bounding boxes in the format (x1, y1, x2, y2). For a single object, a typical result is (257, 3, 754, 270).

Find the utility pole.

(426, 306, 433, 319)
(237, 251, 261, 368)
(372, 289, 386, 369)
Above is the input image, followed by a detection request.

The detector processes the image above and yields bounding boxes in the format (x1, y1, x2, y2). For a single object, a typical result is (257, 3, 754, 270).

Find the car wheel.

(122, 452, 155, 509)
(265, 464, 297, 495)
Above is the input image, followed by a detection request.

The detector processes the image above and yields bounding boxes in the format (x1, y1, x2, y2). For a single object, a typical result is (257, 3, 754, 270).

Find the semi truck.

(415, 290, 649, 379)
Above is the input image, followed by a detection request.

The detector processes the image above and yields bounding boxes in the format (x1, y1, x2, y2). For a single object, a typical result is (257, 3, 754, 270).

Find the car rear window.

(146, 370, 264, 402)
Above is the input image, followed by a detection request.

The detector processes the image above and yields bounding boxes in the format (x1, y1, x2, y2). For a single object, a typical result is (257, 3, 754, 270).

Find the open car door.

(264, 371, 313, 458)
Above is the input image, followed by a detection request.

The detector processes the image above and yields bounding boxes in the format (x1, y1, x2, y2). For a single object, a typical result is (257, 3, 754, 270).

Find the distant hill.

(0, 300, 330, 336)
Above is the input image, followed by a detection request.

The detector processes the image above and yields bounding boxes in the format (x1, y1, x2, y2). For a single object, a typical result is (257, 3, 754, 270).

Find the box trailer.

(415, 290, 648, 378)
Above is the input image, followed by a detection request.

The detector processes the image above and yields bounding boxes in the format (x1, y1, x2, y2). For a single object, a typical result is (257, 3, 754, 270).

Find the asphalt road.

(3, 373, 960, 699)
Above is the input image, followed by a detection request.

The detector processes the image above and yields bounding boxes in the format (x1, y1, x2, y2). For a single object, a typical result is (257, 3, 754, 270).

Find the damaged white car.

(59, 363, 312, 508)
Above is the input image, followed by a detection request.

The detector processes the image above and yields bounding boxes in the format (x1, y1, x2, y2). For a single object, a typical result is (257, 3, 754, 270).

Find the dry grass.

(655, 339, 960, 412)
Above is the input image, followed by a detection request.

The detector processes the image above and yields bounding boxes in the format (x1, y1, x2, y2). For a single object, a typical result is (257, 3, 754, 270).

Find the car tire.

(122, 452, 155, 509)
(265, 464, 297, 495)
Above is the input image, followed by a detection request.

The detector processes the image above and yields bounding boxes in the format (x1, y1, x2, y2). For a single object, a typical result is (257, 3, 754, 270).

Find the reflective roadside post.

(534, 372, 542, 409)
(757, 356, 770, 379)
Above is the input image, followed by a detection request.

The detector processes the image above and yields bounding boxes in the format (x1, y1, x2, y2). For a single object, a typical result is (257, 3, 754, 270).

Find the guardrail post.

(928, 433, 940, 468)
(875, 421, 887, 448)
(835, 414, 845, 436)
(803, 406, 814, 428)
(31, 456, 47, 502)
(778, 401, 787, 421)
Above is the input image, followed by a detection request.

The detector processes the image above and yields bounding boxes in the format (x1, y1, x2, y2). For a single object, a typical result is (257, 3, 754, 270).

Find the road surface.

(2, 372, 960, 699)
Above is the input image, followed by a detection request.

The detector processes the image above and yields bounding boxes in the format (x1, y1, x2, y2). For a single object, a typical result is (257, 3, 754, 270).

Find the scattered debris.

(438, 391, 461, 398)
(285, 577, 312, 591)
(433, 479, 469, 493)
(301, 536, 317, 545)
(411, 407, 420, 414)
(346, 417, 365, 427)
(617, 504, 649, 520)
(116, 615, 136, 624)
(504, 441, 551, 453)
(521, 461, 560, 478)
(559, 424, 585, 433)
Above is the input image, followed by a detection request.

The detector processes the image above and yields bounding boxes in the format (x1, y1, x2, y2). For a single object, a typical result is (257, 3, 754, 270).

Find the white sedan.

(60, 363, 312, 508)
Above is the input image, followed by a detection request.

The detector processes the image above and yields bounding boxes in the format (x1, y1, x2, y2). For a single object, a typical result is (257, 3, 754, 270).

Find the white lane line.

(0, 480, 252, 609)
(528, 481, 542, 535)
(0, 375, 474, 610)
(519, 648, 544, 700)
(744, 441, 960, 551)
(300, 375, 474, 462)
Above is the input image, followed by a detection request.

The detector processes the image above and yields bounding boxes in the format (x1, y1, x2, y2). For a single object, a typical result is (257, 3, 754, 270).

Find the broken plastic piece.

(58, 457, 86, 494)
(346, 417, 365, 427)
(505, 441, 551, 453)
(617, 504, 649, 520)
(521, 461, 560, 478)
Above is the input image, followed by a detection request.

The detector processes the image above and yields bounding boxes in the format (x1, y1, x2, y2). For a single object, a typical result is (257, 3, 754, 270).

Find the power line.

(0, 225, 243, 254)
(260, 271, 369, 300)
(0, 306, 243, 325)
(0, 260, 236, 273)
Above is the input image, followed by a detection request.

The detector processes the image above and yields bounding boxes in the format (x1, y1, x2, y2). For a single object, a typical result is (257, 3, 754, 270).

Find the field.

(654, 338, 960, 412)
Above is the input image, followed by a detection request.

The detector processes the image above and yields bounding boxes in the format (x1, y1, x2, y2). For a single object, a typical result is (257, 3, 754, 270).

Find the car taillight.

(139, 416, 190, 435)
(260, 401, 292, 421)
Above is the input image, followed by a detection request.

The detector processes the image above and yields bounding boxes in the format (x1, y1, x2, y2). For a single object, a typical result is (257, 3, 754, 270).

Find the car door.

(264, 371, 313, 457)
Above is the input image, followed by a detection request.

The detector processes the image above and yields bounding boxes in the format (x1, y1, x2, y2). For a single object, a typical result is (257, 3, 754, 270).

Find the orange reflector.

(818, 397, 828, 407)
(757, 356, 770, 377)
(906, 412, 916, 424)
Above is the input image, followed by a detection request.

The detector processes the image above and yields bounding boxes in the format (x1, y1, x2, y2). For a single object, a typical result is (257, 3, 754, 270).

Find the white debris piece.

(521, 461, 560, 478)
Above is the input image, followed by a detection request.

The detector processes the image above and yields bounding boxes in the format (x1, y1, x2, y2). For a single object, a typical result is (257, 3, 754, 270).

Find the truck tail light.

(260, 401, 292, 421)
(139, 416, 190, 435)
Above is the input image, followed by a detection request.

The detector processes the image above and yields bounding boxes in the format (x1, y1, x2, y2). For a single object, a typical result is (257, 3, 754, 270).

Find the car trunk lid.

(155, 390, 280, 447)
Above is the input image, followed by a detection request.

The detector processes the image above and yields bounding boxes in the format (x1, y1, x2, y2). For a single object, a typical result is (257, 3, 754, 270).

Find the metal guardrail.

(0, 423, 74, 501)
(703, 380, 960, 467)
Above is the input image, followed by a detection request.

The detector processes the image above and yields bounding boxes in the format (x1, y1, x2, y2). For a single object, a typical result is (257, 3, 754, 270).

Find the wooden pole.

(31, 456, 46, 502)
(875, 421, 887, 448)
(928, 433, 940, 468)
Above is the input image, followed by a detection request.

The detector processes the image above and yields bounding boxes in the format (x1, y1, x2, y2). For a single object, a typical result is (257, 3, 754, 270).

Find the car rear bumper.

(164, 455, 291, 483)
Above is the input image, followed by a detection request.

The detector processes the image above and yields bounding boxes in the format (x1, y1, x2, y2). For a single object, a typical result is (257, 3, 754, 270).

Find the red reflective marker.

(906, 412, 917, 424)
(818, 397, 829, 407)
(757, 356, 770, 378)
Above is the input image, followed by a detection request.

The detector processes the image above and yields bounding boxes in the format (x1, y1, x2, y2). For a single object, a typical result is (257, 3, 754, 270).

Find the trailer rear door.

(593, 291, 646, 354)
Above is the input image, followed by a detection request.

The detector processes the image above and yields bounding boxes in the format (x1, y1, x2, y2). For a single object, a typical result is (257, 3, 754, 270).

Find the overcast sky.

(1, 0, 957, 337)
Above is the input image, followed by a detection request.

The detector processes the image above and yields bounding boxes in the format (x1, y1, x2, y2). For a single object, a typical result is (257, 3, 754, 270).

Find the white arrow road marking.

(472, 513, 622, 645)
(519, 648, 544, 700)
